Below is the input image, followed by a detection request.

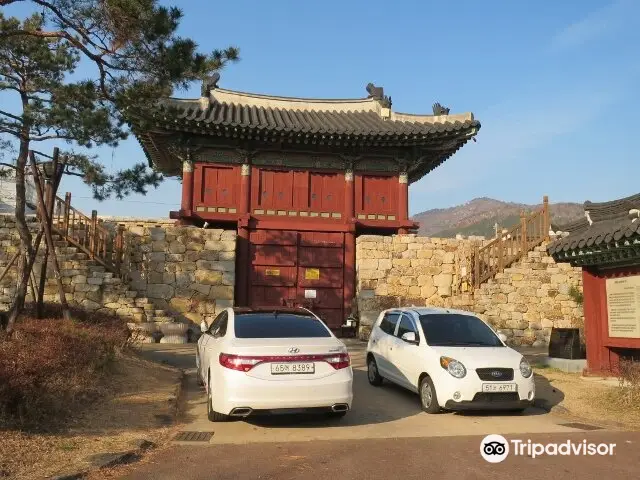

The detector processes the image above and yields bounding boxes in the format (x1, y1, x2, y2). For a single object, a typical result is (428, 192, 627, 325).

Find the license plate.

(482, 383, 517, 392)
(270, 362, 315, 375)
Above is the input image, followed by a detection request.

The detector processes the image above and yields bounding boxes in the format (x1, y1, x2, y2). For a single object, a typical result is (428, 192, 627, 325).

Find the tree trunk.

(5, 138, 33, 335)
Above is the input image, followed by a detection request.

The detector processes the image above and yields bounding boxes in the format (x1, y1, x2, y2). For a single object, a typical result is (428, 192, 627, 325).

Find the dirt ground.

(0, 352, 182, 480)
(535, 367, 640, 429)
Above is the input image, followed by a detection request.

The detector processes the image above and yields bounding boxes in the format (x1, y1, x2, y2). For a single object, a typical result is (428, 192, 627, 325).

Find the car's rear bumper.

(212, 368, 353, 414)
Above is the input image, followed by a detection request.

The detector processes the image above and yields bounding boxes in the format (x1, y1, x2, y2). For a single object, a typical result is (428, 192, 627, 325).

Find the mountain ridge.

(411, 197, 584, 238)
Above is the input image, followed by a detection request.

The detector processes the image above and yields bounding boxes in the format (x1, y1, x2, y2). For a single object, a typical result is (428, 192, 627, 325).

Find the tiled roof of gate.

(132, 81, 481, 178)
(153, 87, 480, 138)
(547, 192, 640, 256)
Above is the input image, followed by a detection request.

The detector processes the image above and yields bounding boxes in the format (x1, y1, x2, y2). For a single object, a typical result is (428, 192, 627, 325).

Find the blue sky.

(2, 0, 640, 217)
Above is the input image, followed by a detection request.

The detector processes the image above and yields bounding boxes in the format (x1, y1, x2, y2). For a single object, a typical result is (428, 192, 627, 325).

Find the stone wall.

(356, 234, 583, 347)
(356, 235, 476, 333)
(0, 215, 236, 339)
(473, 244, 583, 347)
(117, 220, 236, 327)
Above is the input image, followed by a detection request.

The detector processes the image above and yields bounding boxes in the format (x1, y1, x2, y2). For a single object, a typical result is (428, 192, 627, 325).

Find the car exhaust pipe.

(331, 403, 349, 412)
(229, 407, 253, 417)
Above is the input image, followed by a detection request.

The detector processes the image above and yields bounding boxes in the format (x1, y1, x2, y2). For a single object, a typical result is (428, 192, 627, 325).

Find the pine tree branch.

(0, 29, 116, 99)
(32, 0, 116, 56)
(30, 134, 76, 141)
(0, 110, 23, 123)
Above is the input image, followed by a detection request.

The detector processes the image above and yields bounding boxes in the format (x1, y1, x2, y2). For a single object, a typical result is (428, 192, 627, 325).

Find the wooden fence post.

(114, 225, 125, 272)
(520, 210, 527, 255)
(90, 210, 98, 259)
(473, 243, 480, 289)
(497, 235, 504, 272)
(29, 151, 71, 322)
(543, 195, 550, 240)
(63, 192, 71, 237)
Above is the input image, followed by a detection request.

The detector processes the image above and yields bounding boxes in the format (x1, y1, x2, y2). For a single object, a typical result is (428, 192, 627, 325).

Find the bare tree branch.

(0, 109, 23, 122)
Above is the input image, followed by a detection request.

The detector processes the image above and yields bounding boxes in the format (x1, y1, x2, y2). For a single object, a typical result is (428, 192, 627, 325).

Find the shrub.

(568, 285, 584, 305)
(615, 359, 640, 408)
(0, 308, 129, 431)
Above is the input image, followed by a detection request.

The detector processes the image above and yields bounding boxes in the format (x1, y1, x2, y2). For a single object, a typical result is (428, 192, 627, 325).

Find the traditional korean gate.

(249, 229, 346, 330)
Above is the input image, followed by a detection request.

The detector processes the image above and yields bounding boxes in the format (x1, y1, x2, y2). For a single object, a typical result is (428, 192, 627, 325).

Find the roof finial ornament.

(432, 103, 450, 116)
(201, 72, 221, 97)
(585, 210, 593, 226)
(366, 83, 392, 108)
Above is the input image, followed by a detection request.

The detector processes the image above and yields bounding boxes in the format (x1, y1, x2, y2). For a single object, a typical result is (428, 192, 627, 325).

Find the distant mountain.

(412, 197, 584, 238)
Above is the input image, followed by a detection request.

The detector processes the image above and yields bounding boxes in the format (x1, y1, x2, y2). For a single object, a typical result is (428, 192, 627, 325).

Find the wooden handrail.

(472, 196, 550, 288)
(51, 192, 125, 274)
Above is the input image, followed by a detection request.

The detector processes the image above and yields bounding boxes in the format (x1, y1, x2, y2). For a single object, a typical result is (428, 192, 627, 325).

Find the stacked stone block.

(0, 215, 236, 342)
(355, 234, 583, 347)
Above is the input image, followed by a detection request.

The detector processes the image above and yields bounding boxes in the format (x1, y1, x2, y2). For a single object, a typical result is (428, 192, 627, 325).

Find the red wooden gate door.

(249, 229, 345, 330)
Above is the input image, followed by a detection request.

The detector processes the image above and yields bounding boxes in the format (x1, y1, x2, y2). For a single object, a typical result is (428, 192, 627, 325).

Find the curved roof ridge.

(211, 88, 380, 114)
(584, 192, 640, 222)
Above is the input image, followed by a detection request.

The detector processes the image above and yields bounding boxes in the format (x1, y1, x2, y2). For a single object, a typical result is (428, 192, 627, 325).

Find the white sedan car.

(366, 307, 535, 413)
(196, 307, 353, 422)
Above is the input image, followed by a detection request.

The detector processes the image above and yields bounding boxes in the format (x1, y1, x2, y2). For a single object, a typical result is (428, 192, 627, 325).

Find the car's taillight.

(219, 353, 262, 372)
(218, 352, 351, 371)
(324, 353, 351, 370)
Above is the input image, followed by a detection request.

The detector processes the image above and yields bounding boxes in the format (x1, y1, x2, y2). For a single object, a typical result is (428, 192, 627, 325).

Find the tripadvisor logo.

(480, 434, 616, 462)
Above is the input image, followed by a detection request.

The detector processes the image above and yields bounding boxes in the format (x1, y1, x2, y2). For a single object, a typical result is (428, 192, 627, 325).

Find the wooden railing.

(51, 192, 126, 274)
(472, 196, 550, 288)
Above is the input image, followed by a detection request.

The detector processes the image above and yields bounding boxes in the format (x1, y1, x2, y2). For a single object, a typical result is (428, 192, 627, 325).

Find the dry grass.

(535, 367, 640, 429)
(0, 352, 182, 480)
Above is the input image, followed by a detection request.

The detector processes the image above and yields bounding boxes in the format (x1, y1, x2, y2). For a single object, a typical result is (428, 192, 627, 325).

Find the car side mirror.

(401, 332, 418, 344)
(498, 333, 507, 343)
(200, 321, 208, 333)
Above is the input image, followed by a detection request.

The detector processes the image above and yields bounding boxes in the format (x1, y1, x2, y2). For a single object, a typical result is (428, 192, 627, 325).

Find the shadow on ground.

(137, 343, 554, 431)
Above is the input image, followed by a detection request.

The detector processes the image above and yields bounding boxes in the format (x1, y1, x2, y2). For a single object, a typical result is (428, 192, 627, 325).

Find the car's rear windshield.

(418, 314, 503, 347)
(234, 313, 331, 338)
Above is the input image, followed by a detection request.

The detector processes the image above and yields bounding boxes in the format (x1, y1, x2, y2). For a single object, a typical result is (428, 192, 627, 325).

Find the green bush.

(568, 285, 584, 305)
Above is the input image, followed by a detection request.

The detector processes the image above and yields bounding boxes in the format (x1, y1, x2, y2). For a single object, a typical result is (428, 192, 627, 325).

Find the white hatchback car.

(366, 307, 535, 413)
(196, 307, 353, 421)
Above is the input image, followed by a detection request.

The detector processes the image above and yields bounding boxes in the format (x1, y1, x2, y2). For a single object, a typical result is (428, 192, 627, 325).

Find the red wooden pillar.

(398, 171, 409, 234)
(344, 169, 356, 320)
(239, 163, 251, 214)
(236, 163, 252, 306)
(582, 268, 610, 375)
(181, 158, 194, 214)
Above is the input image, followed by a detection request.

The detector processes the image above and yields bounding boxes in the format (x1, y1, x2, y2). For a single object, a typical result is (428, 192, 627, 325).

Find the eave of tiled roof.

(130, 84, 480, 178)
(548, 192, 640, 267)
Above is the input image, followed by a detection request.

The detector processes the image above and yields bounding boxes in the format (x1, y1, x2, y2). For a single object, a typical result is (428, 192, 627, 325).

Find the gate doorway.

(249, 229, 347, 330)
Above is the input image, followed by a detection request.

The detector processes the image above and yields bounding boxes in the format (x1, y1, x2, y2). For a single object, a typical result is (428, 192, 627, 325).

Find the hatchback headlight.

(440, 356, 466, 378)
(519, 357, 533, 378)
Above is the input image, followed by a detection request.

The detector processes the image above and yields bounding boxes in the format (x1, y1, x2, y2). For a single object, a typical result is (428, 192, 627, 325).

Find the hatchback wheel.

(207, 375, 229, 422)
(367, 357, 383, 386)
(419, 376, 441, 414)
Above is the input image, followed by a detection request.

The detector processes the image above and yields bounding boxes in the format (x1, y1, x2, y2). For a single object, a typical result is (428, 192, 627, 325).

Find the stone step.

(153, 316, 174, 323)
(56, 246, 78, 254)
(90, 270, 113, 279)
